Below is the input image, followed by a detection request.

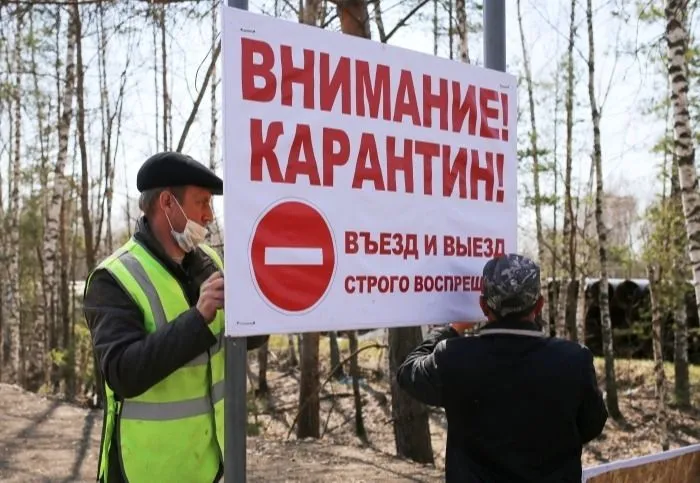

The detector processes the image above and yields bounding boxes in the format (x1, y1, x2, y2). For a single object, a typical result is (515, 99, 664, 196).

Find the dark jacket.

(83, 217, 268, 483)
(396, 319, 608, 483)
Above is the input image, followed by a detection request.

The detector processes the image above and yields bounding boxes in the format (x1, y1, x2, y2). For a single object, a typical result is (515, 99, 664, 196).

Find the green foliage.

(642, 197, 687, 307)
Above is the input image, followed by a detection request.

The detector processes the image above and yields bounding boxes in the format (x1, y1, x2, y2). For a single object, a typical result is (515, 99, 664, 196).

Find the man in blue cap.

(83, 152, 268, 483)
(397, 253, 608, 483)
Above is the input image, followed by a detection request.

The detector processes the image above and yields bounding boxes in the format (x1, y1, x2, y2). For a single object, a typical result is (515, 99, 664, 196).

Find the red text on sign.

(345, 231, 505, 259)
(249, 120, 506, 203)
(344, 275, 411, 294)
(344, 274, 483, 294)
(240, 37, 510, 140)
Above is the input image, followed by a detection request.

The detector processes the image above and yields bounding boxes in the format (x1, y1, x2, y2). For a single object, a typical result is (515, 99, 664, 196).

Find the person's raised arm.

(395, 324, 471, 407)
(84, 269, 219, 398)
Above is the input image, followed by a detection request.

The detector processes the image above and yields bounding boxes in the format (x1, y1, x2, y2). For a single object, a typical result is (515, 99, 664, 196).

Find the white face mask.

(165, 196, 208, 252)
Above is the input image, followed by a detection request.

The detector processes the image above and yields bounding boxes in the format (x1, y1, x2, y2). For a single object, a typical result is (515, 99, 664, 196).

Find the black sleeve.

(395, 326, 460, 407)
(83, 269, 218, 399)
(246, 335, 269, 351)
(577, 347, 609, 444)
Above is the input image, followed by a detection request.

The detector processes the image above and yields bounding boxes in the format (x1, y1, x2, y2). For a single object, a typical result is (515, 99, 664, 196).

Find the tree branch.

(384, 0, 430, 43)
(175, 39, 221, 153)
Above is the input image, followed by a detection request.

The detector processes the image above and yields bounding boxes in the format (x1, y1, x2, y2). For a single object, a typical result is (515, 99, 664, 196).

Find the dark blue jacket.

(397, 319, 608, 482)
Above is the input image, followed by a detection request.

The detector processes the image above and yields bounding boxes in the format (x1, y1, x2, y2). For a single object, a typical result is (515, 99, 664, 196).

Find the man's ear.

(533, 295, 545, 315)
(479, 296, 490, 317)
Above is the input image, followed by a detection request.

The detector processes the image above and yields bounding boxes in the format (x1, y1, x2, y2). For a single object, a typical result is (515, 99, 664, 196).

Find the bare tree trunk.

(665, 0, 693, 409)
(576, 274, 587, 345)
(6, 11, 24, 385)
(43, 5, 78, 393)
(152, 13, 160, 152)
(447, 0, 454, 59)
(432, 0, 438, 55)
(563, 0, 577, 338)
(286, 334, 298, 367)
(541, 281, 551, 335)
(366, 0, 434, 461)
(294, 0, 323, 440)
(587, 0, 621, 420)
(648, 265, 669, 450)
(389, 327, 435, 464)
(159, 4, 170, 151)
(328, 332, 344, 379)
(76, 7, 94, 273)
(297, 331, 320, 438)
(455, 0, 469, 63)
(347, 330, 366, 441)
(556, 280, 567, 338)
(207, 0, 223, 249)
(257, 339, 269, 396)
(517, 0, 544, 274)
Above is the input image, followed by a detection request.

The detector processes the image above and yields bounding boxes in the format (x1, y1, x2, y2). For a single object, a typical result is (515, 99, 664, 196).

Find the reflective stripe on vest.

(121, 379, 225, 421)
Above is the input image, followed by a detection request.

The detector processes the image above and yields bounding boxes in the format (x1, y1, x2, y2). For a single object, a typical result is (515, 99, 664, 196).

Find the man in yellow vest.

(83, 152, 268, 483)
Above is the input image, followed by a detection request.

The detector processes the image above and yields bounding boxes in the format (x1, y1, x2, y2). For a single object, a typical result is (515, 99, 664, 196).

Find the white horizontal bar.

(264, 247, 323, 266)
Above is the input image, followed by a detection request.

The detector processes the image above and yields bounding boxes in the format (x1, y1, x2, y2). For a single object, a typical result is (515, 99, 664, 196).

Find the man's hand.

(196, 271, 225, 323)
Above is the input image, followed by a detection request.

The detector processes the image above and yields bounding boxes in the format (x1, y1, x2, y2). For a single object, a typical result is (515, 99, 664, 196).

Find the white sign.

(221, 7, 518, 336)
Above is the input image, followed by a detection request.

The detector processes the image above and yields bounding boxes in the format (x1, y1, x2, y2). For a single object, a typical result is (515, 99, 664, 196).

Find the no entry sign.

(221, 9, 518, 336)
(250, 199, 336, 313)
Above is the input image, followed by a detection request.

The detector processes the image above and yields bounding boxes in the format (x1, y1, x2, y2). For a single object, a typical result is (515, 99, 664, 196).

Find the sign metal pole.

(484, 0, 506, 72)
(224, 3, 249, 483)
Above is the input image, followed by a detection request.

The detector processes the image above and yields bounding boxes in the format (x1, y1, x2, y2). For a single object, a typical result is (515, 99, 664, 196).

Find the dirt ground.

(0, 350, 699, 483)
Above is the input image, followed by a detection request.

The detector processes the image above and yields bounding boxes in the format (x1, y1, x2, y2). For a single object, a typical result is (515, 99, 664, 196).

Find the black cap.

(136, 152, 223, 195)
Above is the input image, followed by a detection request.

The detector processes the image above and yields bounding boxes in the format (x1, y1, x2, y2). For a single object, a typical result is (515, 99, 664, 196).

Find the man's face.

(164, 186, 214, 231)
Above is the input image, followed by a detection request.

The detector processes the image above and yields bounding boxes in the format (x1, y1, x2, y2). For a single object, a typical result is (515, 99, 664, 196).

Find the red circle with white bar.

(249, 199, 336, 313)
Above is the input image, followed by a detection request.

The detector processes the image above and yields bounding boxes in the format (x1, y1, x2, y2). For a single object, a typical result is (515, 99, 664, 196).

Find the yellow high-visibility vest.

(87, 238, 225, 482)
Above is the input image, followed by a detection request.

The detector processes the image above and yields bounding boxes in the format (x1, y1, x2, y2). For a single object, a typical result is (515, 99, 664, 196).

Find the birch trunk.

(517, 0, 545, 275)
(576, 274, 587, 345)
(24, 9, 50, 392)
(541, 283, 551, 335)
(556, 280, 568, 338)
(0, 92, 4, 381)
(648, 265, 669, 450)
(665, 0, 693, 409)
(208, 0, 223, 249)
(159, 4, 170, 151)
(43, 5, 78, 389)
(455, 0, 469, 63)
(76, 7, 95, 273)
(563, 0, 577, 330)
(6, 11, 24, 385)
(587, 0, 621, 419)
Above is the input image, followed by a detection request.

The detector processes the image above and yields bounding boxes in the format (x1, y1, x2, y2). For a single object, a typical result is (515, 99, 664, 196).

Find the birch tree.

(665, 0, 694, 409)
(586, 0, 621, 419)
(5, 9, 24, 384)
(516, 0, 545, 283)
(42, 3, 78, 389)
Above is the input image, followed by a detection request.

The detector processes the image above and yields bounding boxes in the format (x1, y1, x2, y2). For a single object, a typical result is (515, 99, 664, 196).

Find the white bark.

(665, 0, 693, 408)
(455, 0, 469, 63)
(42, 9, 78, 376)
(587, 0, 620, 417)
(648, 265, 669, 451)
(6, 11, 24, 384)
